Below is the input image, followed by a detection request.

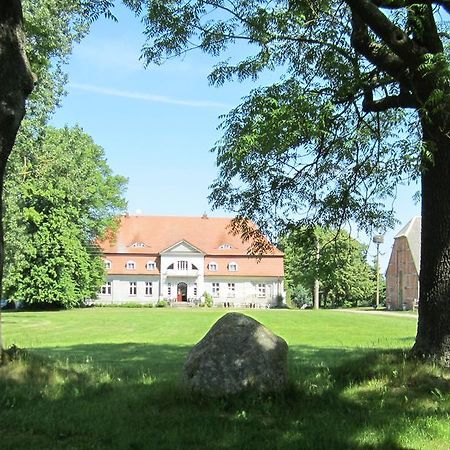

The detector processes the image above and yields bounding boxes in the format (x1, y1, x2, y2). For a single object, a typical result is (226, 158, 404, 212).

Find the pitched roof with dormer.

(100, 215, 283, 256)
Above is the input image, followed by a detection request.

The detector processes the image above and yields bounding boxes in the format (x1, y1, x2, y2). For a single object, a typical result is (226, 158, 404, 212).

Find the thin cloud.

(69, 82, 231, 109)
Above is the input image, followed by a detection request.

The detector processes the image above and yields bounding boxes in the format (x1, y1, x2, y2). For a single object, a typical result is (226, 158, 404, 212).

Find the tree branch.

(362, 88, 418, 112)
(345, 0, 426, 67)
(350, 13, 410, 86)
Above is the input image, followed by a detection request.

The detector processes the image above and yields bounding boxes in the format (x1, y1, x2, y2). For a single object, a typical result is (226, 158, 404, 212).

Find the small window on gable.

(146, 261, 156, 270)
(228, 262, 238, 272)
(131, 242, 145, 248)
(208, 262, 218, 272)
(126, 260, 136, 270)
(105, 260, 112, 270)
(191, 263, 198, 270)
(167, 263, 174, 270)
(219, 243, 232, 249)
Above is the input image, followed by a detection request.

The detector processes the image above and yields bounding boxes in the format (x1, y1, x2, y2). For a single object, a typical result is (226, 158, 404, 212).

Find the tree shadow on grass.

(0, 343, 449, 450)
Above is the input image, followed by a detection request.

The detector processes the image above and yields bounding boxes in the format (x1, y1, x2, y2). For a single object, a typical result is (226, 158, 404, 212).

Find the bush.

(203, 292, 213, 308)
(155, 299, 169, 308)
(288, 285, 312, 309)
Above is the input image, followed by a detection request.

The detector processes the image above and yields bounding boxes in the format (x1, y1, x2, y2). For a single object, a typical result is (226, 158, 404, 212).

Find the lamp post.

(372, 234, 384, 308)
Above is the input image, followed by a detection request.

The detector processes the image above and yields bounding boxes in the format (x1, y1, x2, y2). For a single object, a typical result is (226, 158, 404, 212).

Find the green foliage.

(282, 227, 376, 308)
(288, 284, 312, 309)
(130, 0, 450, 238)
(155, 299, 170, 307)
(3, 126, 127, 308)
(203, 291, 213, 307)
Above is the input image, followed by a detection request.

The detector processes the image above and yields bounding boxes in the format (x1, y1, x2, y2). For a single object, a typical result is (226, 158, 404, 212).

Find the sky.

(51, 4, 421, 271)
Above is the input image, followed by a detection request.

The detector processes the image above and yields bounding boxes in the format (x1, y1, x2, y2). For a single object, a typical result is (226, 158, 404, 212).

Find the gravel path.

(335, 309, 418, 319)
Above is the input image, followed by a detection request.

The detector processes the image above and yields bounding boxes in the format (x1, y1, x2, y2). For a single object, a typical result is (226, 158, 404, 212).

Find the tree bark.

(0, 0, 34, 356)
(412, 116, 450, 365)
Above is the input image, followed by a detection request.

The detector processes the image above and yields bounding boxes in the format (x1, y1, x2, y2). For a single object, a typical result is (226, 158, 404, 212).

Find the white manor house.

(97, 215, 285, 307)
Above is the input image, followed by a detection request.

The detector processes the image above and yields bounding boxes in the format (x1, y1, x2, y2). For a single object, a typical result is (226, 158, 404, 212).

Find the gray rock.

(183, 312, 289, 396)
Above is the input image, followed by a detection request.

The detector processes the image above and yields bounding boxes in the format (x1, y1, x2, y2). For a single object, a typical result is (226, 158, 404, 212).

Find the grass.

(0, 308, 449, 449)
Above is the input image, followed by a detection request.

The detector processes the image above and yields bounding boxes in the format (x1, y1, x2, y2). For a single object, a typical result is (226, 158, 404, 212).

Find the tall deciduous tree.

(131, 0, 450, 364)
(283, 228, 376, 308)
(4, 125, 127, 307)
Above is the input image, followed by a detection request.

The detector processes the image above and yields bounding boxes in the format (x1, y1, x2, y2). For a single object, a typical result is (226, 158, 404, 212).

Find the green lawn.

(0, 308, 449, 450)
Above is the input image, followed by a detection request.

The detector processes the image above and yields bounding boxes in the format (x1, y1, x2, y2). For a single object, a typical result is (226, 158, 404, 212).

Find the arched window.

(228, 262, 238, 272)
(126, 260, 136, 270)
(208, 262, 218, 272)
(146, 261, 156, 270)
(105, 260, 112, 270)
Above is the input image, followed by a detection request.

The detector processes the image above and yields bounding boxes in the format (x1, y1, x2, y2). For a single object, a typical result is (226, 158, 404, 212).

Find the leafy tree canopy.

(282, 227, 377, 308)
(4, 125, 127, 307)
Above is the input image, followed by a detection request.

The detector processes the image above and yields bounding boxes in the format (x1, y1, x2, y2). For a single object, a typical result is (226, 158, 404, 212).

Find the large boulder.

(183, 312, 289, 396)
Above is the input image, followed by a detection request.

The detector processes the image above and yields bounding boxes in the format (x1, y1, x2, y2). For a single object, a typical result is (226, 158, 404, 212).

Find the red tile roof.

(100, 215, 283, 256)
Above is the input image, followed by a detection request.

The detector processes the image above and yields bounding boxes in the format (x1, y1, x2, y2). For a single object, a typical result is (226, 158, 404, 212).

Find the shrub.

(203, 292, 213, 308)
(155, 299, 169, 308)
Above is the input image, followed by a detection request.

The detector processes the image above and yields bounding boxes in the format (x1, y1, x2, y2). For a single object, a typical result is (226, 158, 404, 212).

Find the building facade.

(97, 215, 284, 307)
(386, 216, 421, 310)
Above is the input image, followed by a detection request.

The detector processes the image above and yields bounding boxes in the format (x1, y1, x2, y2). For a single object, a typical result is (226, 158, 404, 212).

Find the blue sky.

(51, 4, 420, 270)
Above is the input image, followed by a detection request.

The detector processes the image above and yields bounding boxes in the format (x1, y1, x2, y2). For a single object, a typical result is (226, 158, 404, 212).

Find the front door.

(177, 282, 188, 302)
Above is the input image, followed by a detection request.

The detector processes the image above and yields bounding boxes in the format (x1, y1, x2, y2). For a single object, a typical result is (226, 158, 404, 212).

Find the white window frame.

(208, 262, 218, 272)
(105, 260, 112, 270)
(257, 283, 266, 298)
(167, 283, 172, 297)
(177, 260, 188, 270)
(219, 243, 232, 249)
(100, 282, 111, 295)
(126, 260, 136, 270)
(131, 242, 145, 248)
(228, 262, 238, 272)
(193, 283, 198, 297)
(129, 281, 137, 296)
(145, 281, 153, 296)
(212, 282, 220, 297)
(146, 261, 156, 271)
(227, 282, 235, 298)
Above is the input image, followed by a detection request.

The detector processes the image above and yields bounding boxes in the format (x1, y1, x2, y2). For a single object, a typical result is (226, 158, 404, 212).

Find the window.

(146, 261, 156, 270)
(228, 262, 238, 272)
(212, 282, 220, 297)
(177, 260, 188, 270)
(208, 262, 218, 272)
(129, 281, 137, 296)
(227, 283, 235, 297)
(126, 261, 136, 270)
(193, 283, 198, 297)
(192, 263, 198, 270)
(167, 263, 174, 270)
(219, 244, 232, 249)
(131, 242, 145, 248)
(105, 260, 111, 270)
(100, 282, 111, 295)
(257, 283, 266, 297)
(167, 283, 172, 297)
(145, 282, 153, 296)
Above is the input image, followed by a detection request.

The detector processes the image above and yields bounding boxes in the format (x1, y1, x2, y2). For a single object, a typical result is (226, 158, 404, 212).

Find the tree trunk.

(0, 0, 34, 357)
(413, 118, 450, 366)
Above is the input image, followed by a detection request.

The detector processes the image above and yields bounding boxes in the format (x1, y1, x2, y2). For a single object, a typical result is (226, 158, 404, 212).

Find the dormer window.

(228, 262, 238, 272)
(219, 243, 232, 249)
(105, 260, 112, 270)
(208, 262, 218, 272)
(126, 260, 136, 270)
(131, 242, 145, 248)
(146, 261, 156, 270)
